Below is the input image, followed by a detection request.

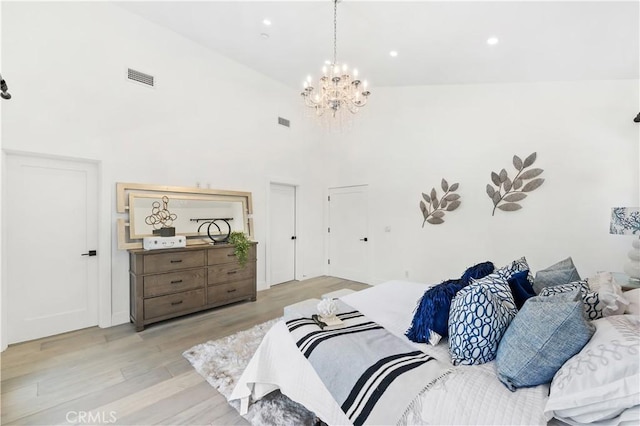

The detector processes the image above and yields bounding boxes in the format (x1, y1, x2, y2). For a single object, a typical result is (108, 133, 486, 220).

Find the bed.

(230, 270, 640, 425)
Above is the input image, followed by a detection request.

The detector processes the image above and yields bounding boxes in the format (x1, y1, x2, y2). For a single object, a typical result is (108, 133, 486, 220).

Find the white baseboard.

(257, 280, 269, 291)
(111, 311, 130, 327)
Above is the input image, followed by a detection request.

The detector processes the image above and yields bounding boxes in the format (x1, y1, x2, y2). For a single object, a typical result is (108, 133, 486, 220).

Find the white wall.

(1, 2, 326, 327)
(324, 80, 640, 284)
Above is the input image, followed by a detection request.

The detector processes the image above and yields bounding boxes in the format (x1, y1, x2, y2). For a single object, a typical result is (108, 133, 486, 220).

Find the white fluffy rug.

(183, 317, 318, 426)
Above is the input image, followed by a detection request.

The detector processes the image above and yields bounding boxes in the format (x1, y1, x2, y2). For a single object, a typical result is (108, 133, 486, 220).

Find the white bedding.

(230, 280, 550, 425)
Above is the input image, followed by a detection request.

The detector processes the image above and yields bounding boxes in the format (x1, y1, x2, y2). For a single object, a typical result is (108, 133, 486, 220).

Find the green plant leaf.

(503, 193, 527, 202)
(441, 178, 449, 192)
(446, 200, 461, 211)
(523, 152, 537, 168)
(513, 155, 523, 171)
(422, 192, 431, 203)
(521, 178, 544, 192)
(486, 184, 495, 198)
(513, 178, 523, 190)
(449, 182, 459, 192)
(491, 172, 501, 186)
(519, 168, 544, 180)
(499, 169, 508, 182)
(445, 193, 460, 201)
(497, 203, 522, 211)
(427, 217, 445, 225)
(432, 210, 445, 218)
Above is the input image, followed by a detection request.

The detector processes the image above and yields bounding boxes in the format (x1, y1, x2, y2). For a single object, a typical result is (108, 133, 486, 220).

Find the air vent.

(127, 68, 154, 87)
(278, 117, 290, 128)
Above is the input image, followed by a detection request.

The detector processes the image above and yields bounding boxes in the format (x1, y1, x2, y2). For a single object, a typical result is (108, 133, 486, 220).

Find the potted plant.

(228, 231, 251, 267)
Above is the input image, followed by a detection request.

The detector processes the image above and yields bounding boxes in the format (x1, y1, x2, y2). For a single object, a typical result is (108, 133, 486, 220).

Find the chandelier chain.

(333, 0, 338, 64)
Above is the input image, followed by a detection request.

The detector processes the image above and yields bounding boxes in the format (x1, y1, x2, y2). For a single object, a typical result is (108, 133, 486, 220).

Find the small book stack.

(311, 314, 344, 330)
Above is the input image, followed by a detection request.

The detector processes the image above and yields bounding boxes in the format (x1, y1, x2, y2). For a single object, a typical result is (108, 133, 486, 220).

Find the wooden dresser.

(129, 243, 257, 331)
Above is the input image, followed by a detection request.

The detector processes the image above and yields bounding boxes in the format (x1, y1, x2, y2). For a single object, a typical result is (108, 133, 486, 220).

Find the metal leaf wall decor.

(487, 152, 544, 216)
(420, 179, 461, 226)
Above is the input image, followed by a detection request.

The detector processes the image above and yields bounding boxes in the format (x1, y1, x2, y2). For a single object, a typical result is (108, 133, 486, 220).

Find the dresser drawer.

(208, 279, 255, 305)
(144, 289, 205, 320)
(143, 250, 205, 274)
(208, 263, 254, 285)
(143, 269, 205, 298)
(208, 245, 257, 265)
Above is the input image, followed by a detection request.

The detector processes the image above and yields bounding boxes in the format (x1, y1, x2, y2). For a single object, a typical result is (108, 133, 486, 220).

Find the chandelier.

(301, 0, 371, 118)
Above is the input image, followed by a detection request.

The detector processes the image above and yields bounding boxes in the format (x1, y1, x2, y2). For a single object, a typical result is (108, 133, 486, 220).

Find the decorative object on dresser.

(145, 195, 177, 237)
(486, 152, 544, 216)
(129, 243, 257, 331)
(419, 179, 461, 226)
(609, 207, 640, 281)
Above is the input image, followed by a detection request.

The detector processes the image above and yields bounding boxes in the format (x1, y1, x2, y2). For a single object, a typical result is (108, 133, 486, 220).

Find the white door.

(6, 154, 99, 343)
(269, 183, 296, 285)
(328, 185, 369, 283)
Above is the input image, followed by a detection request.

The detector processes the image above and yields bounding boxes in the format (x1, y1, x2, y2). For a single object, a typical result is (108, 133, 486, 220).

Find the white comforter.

(230, 280, 550, 425)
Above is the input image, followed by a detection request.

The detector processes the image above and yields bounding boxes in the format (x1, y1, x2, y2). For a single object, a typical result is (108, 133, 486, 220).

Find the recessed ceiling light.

(260, 33, 270, 40)
(389, 51, 398, 57)
(487, 37, 499, 45)
(263, 19, 272, 26)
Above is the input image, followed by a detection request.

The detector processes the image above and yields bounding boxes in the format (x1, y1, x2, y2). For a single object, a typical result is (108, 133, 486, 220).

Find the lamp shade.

(610, 207, 640, 235)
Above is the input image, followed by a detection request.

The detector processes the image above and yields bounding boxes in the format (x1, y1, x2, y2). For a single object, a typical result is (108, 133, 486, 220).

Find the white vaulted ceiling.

(115, 1, 639, 89)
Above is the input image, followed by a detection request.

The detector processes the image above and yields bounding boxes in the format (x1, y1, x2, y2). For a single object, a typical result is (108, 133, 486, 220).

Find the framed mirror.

(116, 182, 253, 249)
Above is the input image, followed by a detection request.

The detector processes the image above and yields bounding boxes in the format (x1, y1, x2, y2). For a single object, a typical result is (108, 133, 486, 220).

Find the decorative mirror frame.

(116, 182, 254, 249)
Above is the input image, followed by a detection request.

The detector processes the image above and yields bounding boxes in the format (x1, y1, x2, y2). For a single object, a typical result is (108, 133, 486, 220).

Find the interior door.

(6, 154, 99, 343)
(269, 183, 296, 285)
(328, 185, 369, 283)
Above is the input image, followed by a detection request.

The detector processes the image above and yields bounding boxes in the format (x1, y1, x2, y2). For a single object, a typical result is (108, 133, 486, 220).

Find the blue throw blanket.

(286, 301, 451, 426)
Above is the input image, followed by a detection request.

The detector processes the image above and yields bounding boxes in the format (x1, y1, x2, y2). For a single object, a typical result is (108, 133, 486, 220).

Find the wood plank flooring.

(1, 276, 368, 425)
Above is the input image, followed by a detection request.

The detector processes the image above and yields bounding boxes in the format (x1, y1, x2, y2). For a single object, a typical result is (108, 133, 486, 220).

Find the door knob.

(291, 236, 297, 240)
(81, 250, 97, 257)
(360, 237, 368, 242)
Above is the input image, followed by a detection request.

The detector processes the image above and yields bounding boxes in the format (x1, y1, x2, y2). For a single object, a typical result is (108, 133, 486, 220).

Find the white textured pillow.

(625, 288, 640, 315)
(544, 315, 640, 425)
(588, 272, 629, 316)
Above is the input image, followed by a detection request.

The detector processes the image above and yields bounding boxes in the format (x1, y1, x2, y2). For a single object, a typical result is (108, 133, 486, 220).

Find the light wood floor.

(1, 276, 368, 425)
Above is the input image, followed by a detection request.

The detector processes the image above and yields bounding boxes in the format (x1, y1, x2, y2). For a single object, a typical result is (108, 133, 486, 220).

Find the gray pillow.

(495, 290, 595, 391)
(533, 257, 581, 294)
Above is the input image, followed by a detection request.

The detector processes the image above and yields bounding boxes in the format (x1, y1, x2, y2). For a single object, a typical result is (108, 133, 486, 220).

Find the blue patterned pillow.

(448, 275, 518, 365)
(540, 280, 603, 320)
(497, 256, 534, 284)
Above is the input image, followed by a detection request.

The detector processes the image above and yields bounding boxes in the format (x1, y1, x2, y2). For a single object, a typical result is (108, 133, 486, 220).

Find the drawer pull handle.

(170, 260, 183, 264)
(170, 279, 183, 284)
(227, 271, 237, 275)
(171, 300, 183, 306)
(227, 289, 237, 293)
(227, 253, 236, 257)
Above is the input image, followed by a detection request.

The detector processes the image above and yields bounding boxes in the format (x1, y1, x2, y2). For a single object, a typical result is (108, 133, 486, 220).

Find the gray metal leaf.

(503, 177, 512, 192)
(503, 192, 527, 202)
(446, 200, 461, 211)
(497, 203, 522, 211)
(523, 152, 537, 168)
(499, 169, 508, 182)
(427, 217, 445, 225)
(491, 172, 501, 186)
(422, 192, 431, 203)
(519, 168, 544, 180)
(420, 200, 427, 212)
(486, 184, 496, 198)
(441, 198, 448, 209)
(513, 155, 523, 171)
(430, 188, 437, 203)
(449, 183, 459, 192)
(521, 178, 544, 192)
(513, 178, 523, 190)
(432, 210, 445, 218)
(441, 178, 449, 192)
(445, 193, 461, 201)
(492, 192, 501, 205)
